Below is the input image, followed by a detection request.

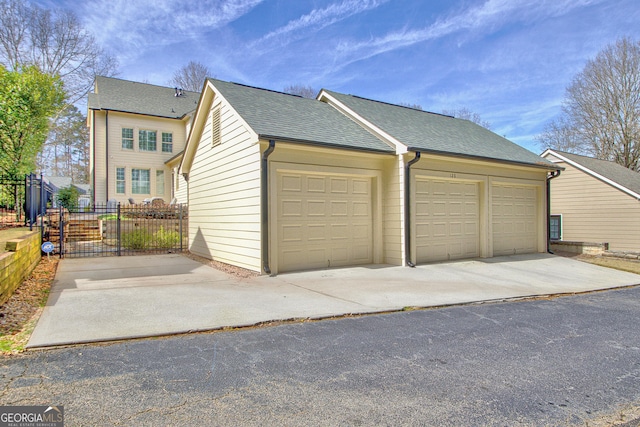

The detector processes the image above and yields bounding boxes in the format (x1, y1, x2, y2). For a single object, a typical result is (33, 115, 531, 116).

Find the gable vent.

(211, 105, 221, 147)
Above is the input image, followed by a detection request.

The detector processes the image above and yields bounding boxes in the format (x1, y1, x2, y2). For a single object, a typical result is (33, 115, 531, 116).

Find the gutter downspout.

(404, 152, 421, 267)
(261, 140, 276, 275)
(105, 110, 109, 202)
(546, 169, 561, 254)
(92, 110, 96, 205)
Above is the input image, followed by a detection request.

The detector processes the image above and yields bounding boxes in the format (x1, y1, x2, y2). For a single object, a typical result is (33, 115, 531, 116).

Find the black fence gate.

(42, 202, 188, 258)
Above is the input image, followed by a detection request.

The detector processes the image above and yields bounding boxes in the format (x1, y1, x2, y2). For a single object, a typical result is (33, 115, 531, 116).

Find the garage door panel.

(492, 183, 537, 256)
(330, 177, 348, 193)
(278, 172, 373, 272)
(415, 178, 480, 263)
(281, 175, 302, 192)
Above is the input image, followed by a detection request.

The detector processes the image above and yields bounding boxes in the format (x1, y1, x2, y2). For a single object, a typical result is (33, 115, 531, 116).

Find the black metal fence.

(0, 174, 53, 230)
(42, 202, 188, 258)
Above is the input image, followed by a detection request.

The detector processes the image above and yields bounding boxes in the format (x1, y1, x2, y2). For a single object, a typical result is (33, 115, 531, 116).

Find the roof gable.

(321, 90, 557, 169)
(542, 149, 640, 198)
(88, 76, 200, 119)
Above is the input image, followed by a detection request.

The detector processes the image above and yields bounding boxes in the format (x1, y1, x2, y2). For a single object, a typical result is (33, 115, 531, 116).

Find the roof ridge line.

(325, 89, 453, 118)
(210, 78, 307, 99)
(97, 75, 200, 94)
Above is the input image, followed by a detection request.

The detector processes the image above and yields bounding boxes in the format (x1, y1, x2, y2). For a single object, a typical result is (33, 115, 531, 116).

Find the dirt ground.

(0, 256, 58, 354)
(556, 251, 640, 275)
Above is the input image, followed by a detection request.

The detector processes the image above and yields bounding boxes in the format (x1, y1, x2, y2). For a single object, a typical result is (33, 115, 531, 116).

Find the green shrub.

(121, 226, 180, 249)
(98, 214, 118, 220)
(154, 226, 180, 248)
(57, 186, 79, 210)
(121, 229, 152, 250)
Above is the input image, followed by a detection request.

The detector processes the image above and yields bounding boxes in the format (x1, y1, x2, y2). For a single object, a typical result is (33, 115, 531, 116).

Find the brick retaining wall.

(0, 231, 41, 305)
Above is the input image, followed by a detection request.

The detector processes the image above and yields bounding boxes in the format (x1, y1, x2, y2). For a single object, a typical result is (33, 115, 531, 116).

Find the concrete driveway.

(27, 253, 640, 348)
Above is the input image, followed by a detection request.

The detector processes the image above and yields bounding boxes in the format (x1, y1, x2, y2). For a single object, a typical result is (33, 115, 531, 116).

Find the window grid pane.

(116, 167, 125, 194)
(156, 170, 164, 195)
(132, 169, 150, 194)
(122, 128, 133, 150)
(139, 130, 157, 151)
(550, 216, 561, 240)
(162, 132, 173, 153)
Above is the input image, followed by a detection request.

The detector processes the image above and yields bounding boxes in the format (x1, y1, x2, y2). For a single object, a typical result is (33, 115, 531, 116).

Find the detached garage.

(181, 79, 394, 275)
(318, 90, 558, 266)
(180, 79, 559, 275)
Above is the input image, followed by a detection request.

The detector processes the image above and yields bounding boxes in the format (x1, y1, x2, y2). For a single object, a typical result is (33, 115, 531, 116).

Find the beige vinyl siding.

(188, 101, 262, 271)
(90, 111, 107, 203)
(91, 110, 188, 204)
(550, 161, 640, 251)
(173, 168, 188, 204)
(382, 156, 404, 265)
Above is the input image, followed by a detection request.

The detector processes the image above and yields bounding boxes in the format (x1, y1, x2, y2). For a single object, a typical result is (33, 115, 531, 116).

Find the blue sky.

(37, 0, 640, 153)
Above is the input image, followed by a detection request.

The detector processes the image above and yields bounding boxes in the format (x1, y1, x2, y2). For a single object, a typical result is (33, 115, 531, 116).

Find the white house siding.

(410, 156, 547, 263)
(91, 110, 187, 205)
(550, 161, 640, 251)
(188, 101, 262, 271)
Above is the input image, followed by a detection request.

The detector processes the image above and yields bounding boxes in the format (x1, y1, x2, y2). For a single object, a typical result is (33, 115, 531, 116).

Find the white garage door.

(414, 178, 480, 263)
(277, 171, 373, 272)
(492, 184, 538, 256)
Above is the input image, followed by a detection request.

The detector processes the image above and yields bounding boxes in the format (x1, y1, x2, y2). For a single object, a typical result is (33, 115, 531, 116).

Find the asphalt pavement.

(3, 286, 640, 426)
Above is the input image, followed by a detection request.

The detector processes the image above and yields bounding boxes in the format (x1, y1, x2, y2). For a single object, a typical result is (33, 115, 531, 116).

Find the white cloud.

(81, 0, 264, 55)
(331, 0, 602, 70)
(252, 0, 388, 48)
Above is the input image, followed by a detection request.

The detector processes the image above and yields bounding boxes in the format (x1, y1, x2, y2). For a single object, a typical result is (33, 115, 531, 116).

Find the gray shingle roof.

(209, 79, 395, 153)
(88, 76, 200, 119)
(553, 150, 640, 195)
(323, 90, 557, 169)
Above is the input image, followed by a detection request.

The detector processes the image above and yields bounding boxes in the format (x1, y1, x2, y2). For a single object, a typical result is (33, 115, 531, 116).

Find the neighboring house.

(541, 149, 640, 251)
(87, 76, 198, 205)
(44, 176, 90, 207)
(180, 79, 560, 274)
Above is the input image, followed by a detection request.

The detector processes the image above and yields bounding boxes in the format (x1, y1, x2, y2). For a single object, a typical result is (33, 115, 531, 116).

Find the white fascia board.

(543, 149, 640, 200)
(318, 90, 407, 155)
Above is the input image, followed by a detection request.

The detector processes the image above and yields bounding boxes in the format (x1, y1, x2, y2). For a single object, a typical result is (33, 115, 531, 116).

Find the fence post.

(39, 174, 45, 241)
(59, 205, 64, 258)
(117, 203, 121, 256)
(179, 204, 183, 251)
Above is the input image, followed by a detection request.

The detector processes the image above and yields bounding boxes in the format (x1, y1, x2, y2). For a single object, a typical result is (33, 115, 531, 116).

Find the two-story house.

(88, 76, 198, 205)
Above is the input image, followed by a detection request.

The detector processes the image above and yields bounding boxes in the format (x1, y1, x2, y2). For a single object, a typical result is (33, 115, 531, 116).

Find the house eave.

(88, 106, 192, 121)
(258, 134, 396, 155)
(542, 149, 640, 199)
(407, 147, 563, 171)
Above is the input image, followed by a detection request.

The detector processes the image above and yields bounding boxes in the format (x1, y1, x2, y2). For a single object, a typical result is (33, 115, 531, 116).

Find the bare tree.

(169, 61, 212, 92)
(38, 105, 89, 182)
(399, 102, 423, 110)
(283, 84, 317, 99)
(538, 37, 640, 170)
(0, 0, 118, 103)
(442, 107, 492, 129)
